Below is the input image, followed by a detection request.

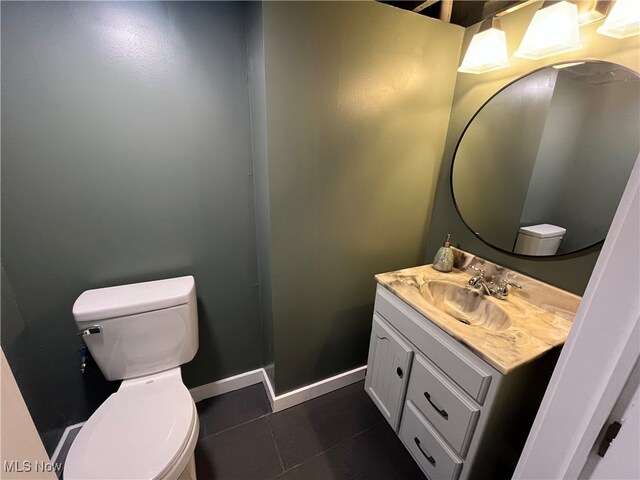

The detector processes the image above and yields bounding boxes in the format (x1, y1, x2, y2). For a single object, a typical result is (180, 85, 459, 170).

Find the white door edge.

(513, 156, 640, 479)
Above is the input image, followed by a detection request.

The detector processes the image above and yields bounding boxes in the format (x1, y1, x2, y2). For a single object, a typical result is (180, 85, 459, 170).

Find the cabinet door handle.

(424, 392, 448, 420)
(396, 367, 403, 378)
(413, 437, 436, 466)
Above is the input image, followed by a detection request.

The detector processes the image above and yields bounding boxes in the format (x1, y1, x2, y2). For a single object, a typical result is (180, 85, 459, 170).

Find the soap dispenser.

(433, 234, 454, 272)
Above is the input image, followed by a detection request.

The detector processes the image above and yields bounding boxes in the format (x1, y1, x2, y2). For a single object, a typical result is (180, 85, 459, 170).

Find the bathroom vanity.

(365, 250, 581, 479)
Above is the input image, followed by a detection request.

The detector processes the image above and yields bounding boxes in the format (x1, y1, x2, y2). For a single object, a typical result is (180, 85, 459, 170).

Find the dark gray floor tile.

(277, 447, 356, 480)
(41, 429, 65, 458)
(195, 417, 284, 480)
(268, 381, 384, 470)
(197, 383, 271, 438)
(339, 422, 426, 480)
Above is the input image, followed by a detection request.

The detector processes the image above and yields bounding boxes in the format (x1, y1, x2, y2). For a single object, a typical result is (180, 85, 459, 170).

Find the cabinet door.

(365, 314, 414, 431)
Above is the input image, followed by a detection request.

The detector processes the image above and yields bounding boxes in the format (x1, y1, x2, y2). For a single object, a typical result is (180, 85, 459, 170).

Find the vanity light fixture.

(458, 17, 509, 74)
(514, 1, 582, 60)
(597, 0, 640, 39)
(576, 0, 611, 26)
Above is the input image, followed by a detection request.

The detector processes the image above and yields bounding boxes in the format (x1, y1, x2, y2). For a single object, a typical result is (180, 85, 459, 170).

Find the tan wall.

(1, 350, 56, 480)
(262, 1, 464, 393)
(427, 1, 640, 294)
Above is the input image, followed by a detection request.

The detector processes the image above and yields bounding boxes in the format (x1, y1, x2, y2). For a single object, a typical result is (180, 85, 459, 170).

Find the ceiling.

(378, 0, 527, 27)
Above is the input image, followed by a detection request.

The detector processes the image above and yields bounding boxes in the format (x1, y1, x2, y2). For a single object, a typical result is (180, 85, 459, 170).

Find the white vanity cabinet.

(365, 285, 559, 480)
(364, 315, 414, 430)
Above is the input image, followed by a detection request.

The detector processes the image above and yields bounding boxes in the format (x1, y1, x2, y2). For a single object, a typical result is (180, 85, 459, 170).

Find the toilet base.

(176, 453, 196, 480)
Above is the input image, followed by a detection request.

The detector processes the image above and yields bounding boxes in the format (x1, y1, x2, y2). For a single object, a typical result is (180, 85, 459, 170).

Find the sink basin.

(420, 280, 512, 331)
(375, 255, 580, 374)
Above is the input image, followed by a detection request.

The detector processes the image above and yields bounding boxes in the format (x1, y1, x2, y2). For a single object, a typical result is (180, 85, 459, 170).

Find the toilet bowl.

(65, 368, 199, 480)
(64, 277, 200, 480)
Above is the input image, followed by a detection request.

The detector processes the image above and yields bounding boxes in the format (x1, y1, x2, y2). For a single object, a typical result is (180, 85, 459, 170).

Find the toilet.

(513, 224, 566, 255)
(65, 276, 200, 480)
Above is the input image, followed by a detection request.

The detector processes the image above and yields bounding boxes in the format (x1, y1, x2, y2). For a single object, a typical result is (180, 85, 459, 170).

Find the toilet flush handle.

(77, 325, 102, 337)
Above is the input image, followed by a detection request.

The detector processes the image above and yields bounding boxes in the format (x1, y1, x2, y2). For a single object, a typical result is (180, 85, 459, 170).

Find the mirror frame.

(450, 59, 640, 258)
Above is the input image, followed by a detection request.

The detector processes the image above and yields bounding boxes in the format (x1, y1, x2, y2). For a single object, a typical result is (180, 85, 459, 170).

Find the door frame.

(513, 156, 640, 479)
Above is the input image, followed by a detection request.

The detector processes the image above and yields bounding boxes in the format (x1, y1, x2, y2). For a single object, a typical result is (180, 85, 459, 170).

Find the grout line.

(278, 446, 339, 475)
(271, 416, 385, 476)
(347, 418, 384, 443)
(196, 380, 381, 479)
(198, 382, 274, 440)
(200, 414, 270, 440)
(266, 415, 286, 475)
(275, 422, 380, 479)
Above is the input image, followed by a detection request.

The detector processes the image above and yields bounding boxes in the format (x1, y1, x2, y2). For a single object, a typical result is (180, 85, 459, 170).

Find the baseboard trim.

(189, 365, 367, 413)
(50, 422, 85, 465)
(259, 369, 277, 411)
(52, 365, 367, 464)
(189, 368, 265, 403)
(269, 365, 367, 412)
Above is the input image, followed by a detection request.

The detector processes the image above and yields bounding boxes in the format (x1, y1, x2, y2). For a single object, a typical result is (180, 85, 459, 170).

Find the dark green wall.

(426, 2, 640, 295)
(551, 78, 639, 252)
(261, 1, 463, 393)
(1, 1, 263, 452)
(245, 2, 274, 383)
(453, 68, 557, 252)
(10, 0, 637, 455)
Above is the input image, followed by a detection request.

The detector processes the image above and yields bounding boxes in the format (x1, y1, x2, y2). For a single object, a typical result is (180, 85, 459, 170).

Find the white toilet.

(65, 276, 200, 480)
(513, 224, 566, 255)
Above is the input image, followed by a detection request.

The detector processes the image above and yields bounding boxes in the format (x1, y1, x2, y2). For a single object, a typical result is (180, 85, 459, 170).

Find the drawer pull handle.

(424, 392, 449, 420)
(413, 437, 436, 466)
(396, 367, 403, 378)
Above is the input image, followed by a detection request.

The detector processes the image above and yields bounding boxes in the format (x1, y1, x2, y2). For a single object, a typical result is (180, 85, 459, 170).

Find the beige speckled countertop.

(375, 251, 582, 374)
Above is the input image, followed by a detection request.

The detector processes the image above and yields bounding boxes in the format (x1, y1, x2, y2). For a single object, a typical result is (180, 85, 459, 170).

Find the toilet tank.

(73, 276, 198, 381)
(513, 224, 566, 255)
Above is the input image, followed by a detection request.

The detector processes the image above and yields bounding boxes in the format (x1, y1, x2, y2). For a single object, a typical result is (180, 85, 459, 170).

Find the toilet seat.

(65, 368, 197, 480)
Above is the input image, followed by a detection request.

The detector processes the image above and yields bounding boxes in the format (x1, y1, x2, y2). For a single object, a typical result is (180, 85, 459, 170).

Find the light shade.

(597, 0, 640, 39)
(458, 28, 509, 74)
(578, 9, 605, 26)
(577, 0, 609, 26)
(514, 1, 582, 60)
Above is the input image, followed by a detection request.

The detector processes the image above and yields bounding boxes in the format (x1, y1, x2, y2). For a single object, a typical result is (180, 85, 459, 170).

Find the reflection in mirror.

(452, 61, 639, 257)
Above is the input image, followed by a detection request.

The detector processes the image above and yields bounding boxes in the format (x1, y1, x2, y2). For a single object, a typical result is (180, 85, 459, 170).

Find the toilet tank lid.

(73, 276, 195, 323)
(519, 224, 566, 238)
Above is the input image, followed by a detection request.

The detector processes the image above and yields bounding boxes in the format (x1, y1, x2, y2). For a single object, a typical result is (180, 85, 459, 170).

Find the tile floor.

(194, 381, 426, 480)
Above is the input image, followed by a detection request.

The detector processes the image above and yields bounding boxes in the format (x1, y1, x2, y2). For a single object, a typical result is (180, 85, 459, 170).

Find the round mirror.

(452, 61, 639, 257)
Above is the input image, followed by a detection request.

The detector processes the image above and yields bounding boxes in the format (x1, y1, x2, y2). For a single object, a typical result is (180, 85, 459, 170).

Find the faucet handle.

(501, 273, 522, 289)
(468, 265, 486, 288)
(492, 277, 521, 299)
(499, 277, 522, 297)
(500, 278, 522, 289)
(470, 265, 485, 276)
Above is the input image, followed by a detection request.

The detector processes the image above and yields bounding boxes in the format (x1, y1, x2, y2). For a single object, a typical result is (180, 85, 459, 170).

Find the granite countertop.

(375, 253, 582, 374)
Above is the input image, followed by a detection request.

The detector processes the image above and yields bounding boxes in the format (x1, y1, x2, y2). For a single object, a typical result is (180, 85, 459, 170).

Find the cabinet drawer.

(365, 315, 413, 431)
(407, 354, 480, 457)
(400, 401, 463, 480)
(375, 285, 492, 403)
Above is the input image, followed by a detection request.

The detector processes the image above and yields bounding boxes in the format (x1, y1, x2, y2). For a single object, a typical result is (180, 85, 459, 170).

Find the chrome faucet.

(493, 278, 522, 300)
(468, 265, 522, 300)
(468, 266, 493, 295)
